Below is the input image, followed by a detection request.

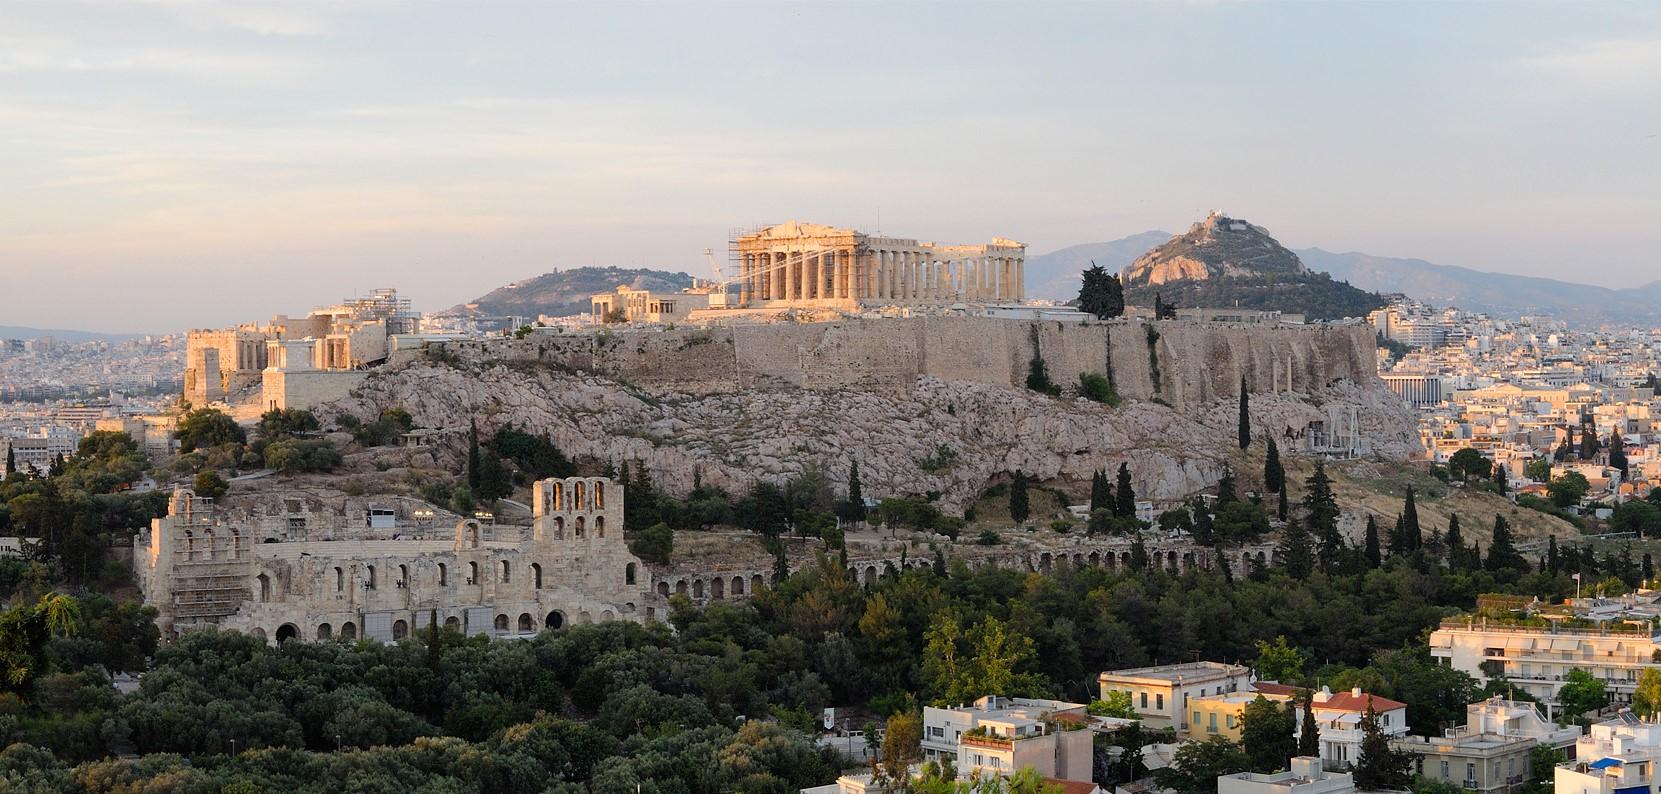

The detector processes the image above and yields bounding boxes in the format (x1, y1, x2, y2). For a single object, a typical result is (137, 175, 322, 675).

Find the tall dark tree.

(1298, 695, 1320, 757)
(1300, 461, 1339, 541)
(1447, 515, 1467, 570)
(1492, 462, 1508, 495)
(845, 460, 868, 522)
(1277, 488, 1289, 522)
(1646, 552, 1655, 584)
(1279, 517, 1314, 580)
(1238, 377, 1252, 450)
(1352, 702, 1412, 790)
(1580, 418, 1601, 459)
(1486, 515, 1525, 573)
(4, 445, 14, 476)
(1217, 469, 1238, 505)
(1546, 534, 1559, 575)
(1401, 488, 1421, 553)
(1610, 433, 1630, 480)
(1077, 262, 1125, 320)
(466, 419, 482, 492)
(1264, 438, 1284, 494)
(1009, 470, 1031, 524)
(1090, 469, 1113, 516)
(1363, 515, 1382, 569)
(1115, 463, 1136, 518)
(1128, 535, 1149, 570)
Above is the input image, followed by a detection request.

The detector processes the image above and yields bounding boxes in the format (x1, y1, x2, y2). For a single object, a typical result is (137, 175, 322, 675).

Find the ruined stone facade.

(135, 476, 662, 643)
(184, 288, 418, 410)
(735, 221, 1025, 308)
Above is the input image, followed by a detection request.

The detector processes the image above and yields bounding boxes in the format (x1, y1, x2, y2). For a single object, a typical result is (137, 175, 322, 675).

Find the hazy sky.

(4, 1, 1659, 333)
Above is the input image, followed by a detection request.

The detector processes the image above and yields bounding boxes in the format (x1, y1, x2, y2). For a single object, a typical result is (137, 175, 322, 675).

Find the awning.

(1588, 758, 1623, 769)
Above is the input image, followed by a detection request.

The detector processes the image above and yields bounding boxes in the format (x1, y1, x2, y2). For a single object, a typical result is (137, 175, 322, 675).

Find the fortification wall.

(408, 318, 1378, 407)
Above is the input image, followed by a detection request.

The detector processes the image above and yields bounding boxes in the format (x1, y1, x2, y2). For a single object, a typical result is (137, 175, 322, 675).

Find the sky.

(3, 1, 1659, 333)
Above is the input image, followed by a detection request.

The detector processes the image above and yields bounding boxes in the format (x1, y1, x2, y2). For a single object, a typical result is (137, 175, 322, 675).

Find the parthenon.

(734, 221, 1025, 308)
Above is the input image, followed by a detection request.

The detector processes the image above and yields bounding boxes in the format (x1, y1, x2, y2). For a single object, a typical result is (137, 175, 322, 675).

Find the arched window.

(317, 623, 332, 640)
(517, 613, 533, 632)
(398, 564, 409, 589)
(595, 481, 604, 508)
(532, 563, 543, 589)
(393, 620, 408, 640)
(625, 563, 637, 585)
(438, 563, 448, 586)
(574, 481, 585, 508)
(500, 560, 510, 583)
(468, 561, 479, 585)
(365, 565, 377, 590)
(595, 516, 604, 538)
(552, 482, 563, 510)
(657, 581, 669, 597)
(275, 624, 299, 643)
(732, 576, 745, 596)
(554, 516, 564, 539)
(257, 573, 271, 602)
(334, 567, 344, 592)
(183, 530, 195, 561)
(229, 530, 240, 560)
(575, 516, 585, 539)
(494, 614, 509, 631)
(340, 621, 357, 639)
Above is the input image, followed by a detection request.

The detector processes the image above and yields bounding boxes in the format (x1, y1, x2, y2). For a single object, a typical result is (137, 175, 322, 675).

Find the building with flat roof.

(1217, 757, 1354, 794)
(1098, 661, 1254, 732)
(1555, 711, 1661, 794)
(1191, 690, 1295, 742)
(922, 696, 1092, 784)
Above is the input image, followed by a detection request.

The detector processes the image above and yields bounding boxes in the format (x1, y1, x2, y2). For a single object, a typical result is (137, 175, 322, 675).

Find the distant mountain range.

(0, 325, 148, 342)
(446, 266, 696, 318)
(1029, 234, 1661, 323)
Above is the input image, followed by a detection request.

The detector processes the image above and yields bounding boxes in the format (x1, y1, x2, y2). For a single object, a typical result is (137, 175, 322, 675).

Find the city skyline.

(4, 1, 1660, 333)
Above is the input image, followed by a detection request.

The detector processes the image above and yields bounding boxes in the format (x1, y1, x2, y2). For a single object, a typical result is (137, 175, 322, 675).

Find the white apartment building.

(1098, 661, 1254, 732)
(1218, 757, 1355, 794)
(1555, 712, 1661, 794)
(1293, 687, 1409, 771)
(1430, 600, 1661, 705)
(922, 696, 1093, 783)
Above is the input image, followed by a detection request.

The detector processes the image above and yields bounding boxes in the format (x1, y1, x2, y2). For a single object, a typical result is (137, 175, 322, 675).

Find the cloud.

(1521, 36, 1661, 93)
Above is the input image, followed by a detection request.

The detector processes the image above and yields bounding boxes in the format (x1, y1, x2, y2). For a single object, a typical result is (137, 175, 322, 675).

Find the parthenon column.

(1016, 257, 1024, 301)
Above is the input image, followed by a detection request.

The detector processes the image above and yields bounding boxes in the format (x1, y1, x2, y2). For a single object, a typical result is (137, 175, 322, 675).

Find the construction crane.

(704, 248, 723, 283)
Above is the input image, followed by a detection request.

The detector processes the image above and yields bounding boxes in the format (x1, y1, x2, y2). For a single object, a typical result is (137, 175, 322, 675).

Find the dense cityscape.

(4, 3, 1659, 794)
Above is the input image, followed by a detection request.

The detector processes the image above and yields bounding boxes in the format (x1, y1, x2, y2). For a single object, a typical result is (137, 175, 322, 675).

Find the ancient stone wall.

(410, 317, 1378, 408)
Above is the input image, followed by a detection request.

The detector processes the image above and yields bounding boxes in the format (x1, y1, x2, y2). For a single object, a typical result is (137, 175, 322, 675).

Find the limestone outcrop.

(325, 320, 1418, 512)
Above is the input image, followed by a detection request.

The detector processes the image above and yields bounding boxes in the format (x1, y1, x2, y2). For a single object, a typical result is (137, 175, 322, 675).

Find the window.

(468, 561, 479, 585)
(365, 565, 376, 589)
(626, 563, 637, 585)
(501, 560, 510, 583)
(1140, 692, 1148, 709)
(398, 564, 408, 588)
(438, 563, 448, 586)
(1208, 713, 1217, 732)
(334, 567, 344, 592)
(532, 563, 543, 589)
(1466, 763, 1476, 782)
(1156, 694, 1164, 711)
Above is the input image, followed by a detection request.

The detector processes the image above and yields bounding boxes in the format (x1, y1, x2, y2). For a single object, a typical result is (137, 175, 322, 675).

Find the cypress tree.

(1645, 552, 1655, 584)
(1301, 461, 1339, 541)
(1363, 515, 1382, 569)
(1009, 470, 1031, 524)
(1077, 262, 1125, 320)
(1401, 488, 1421, 552)
(1298, 695, 1320, 757)
(1115, 463, 1136, 518)
(1238, 377, 1251, 450)
(1128, 535, 1149, 570)
(1264, 438, 1284, 494)
(1447, 515, 1466, 570)
(1090, 469, 1112, 516)
(1611, 433, 1630, 480)
(467, 419, 481, 492)
(1277, 487, 1289, 522)
(1353, 701, 1412, 789)
(847, 460, 867, 522)
(1492, 462, 1508, 495)
(1217, 469, 1238, 505)
(1546, 534, 1559, 575)
(4, 445, 13, 476)
(1486, 515, 1523, 572)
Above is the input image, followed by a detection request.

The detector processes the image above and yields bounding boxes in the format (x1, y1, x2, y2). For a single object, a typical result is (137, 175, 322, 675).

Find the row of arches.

(655, 573, 760, 600)
(256, 608, 619, 644)
(544, 515, 605, 540)
(179, 528, 243, 561)
(548, 479, 606, 511)
(263, 560, 642, 601)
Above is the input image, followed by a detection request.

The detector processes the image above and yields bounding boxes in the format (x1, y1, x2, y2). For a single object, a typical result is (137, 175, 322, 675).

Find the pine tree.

(1401, 488, 1421, 552)
(1217, 469, 1238, 505)
(1009, 470, 1031, 524)
(1115, 463, 1136, 518)
(847, 460, 867, 522)
(1298, 695, 1320, 757)
(1363, 515, 1382, 569)
(1300, 461, 1339, 541)
(467, 419, 482, 492)
(1280, 517, 1314, 580)
(1353, 701, 1412, 790)
(1264, 438, 1284, 494)
(1238, 377, 1251, 450)
(1077, 262, 1125, 320)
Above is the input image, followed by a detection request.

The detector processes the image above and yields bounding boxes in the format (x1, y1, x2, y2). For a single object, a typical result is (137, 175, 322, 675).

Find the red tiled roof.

(1252, 682, 1303, 697)
(1317, 691, 1408, 712)
(1043, 779, 1100, 794)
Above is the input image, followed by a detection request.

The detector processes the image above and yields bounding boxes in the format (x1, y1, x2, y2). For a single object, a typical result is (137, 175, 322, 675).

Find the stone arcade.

(734, 221, 1025, 308)
(135, 476, 661, 643)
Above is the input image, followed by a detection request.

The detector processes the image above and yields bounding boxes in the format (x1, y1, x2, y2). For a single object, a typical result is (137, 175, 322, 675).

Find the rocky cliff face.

(324, 322, 1418, 513)
(1123, 213, 1307, 287)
